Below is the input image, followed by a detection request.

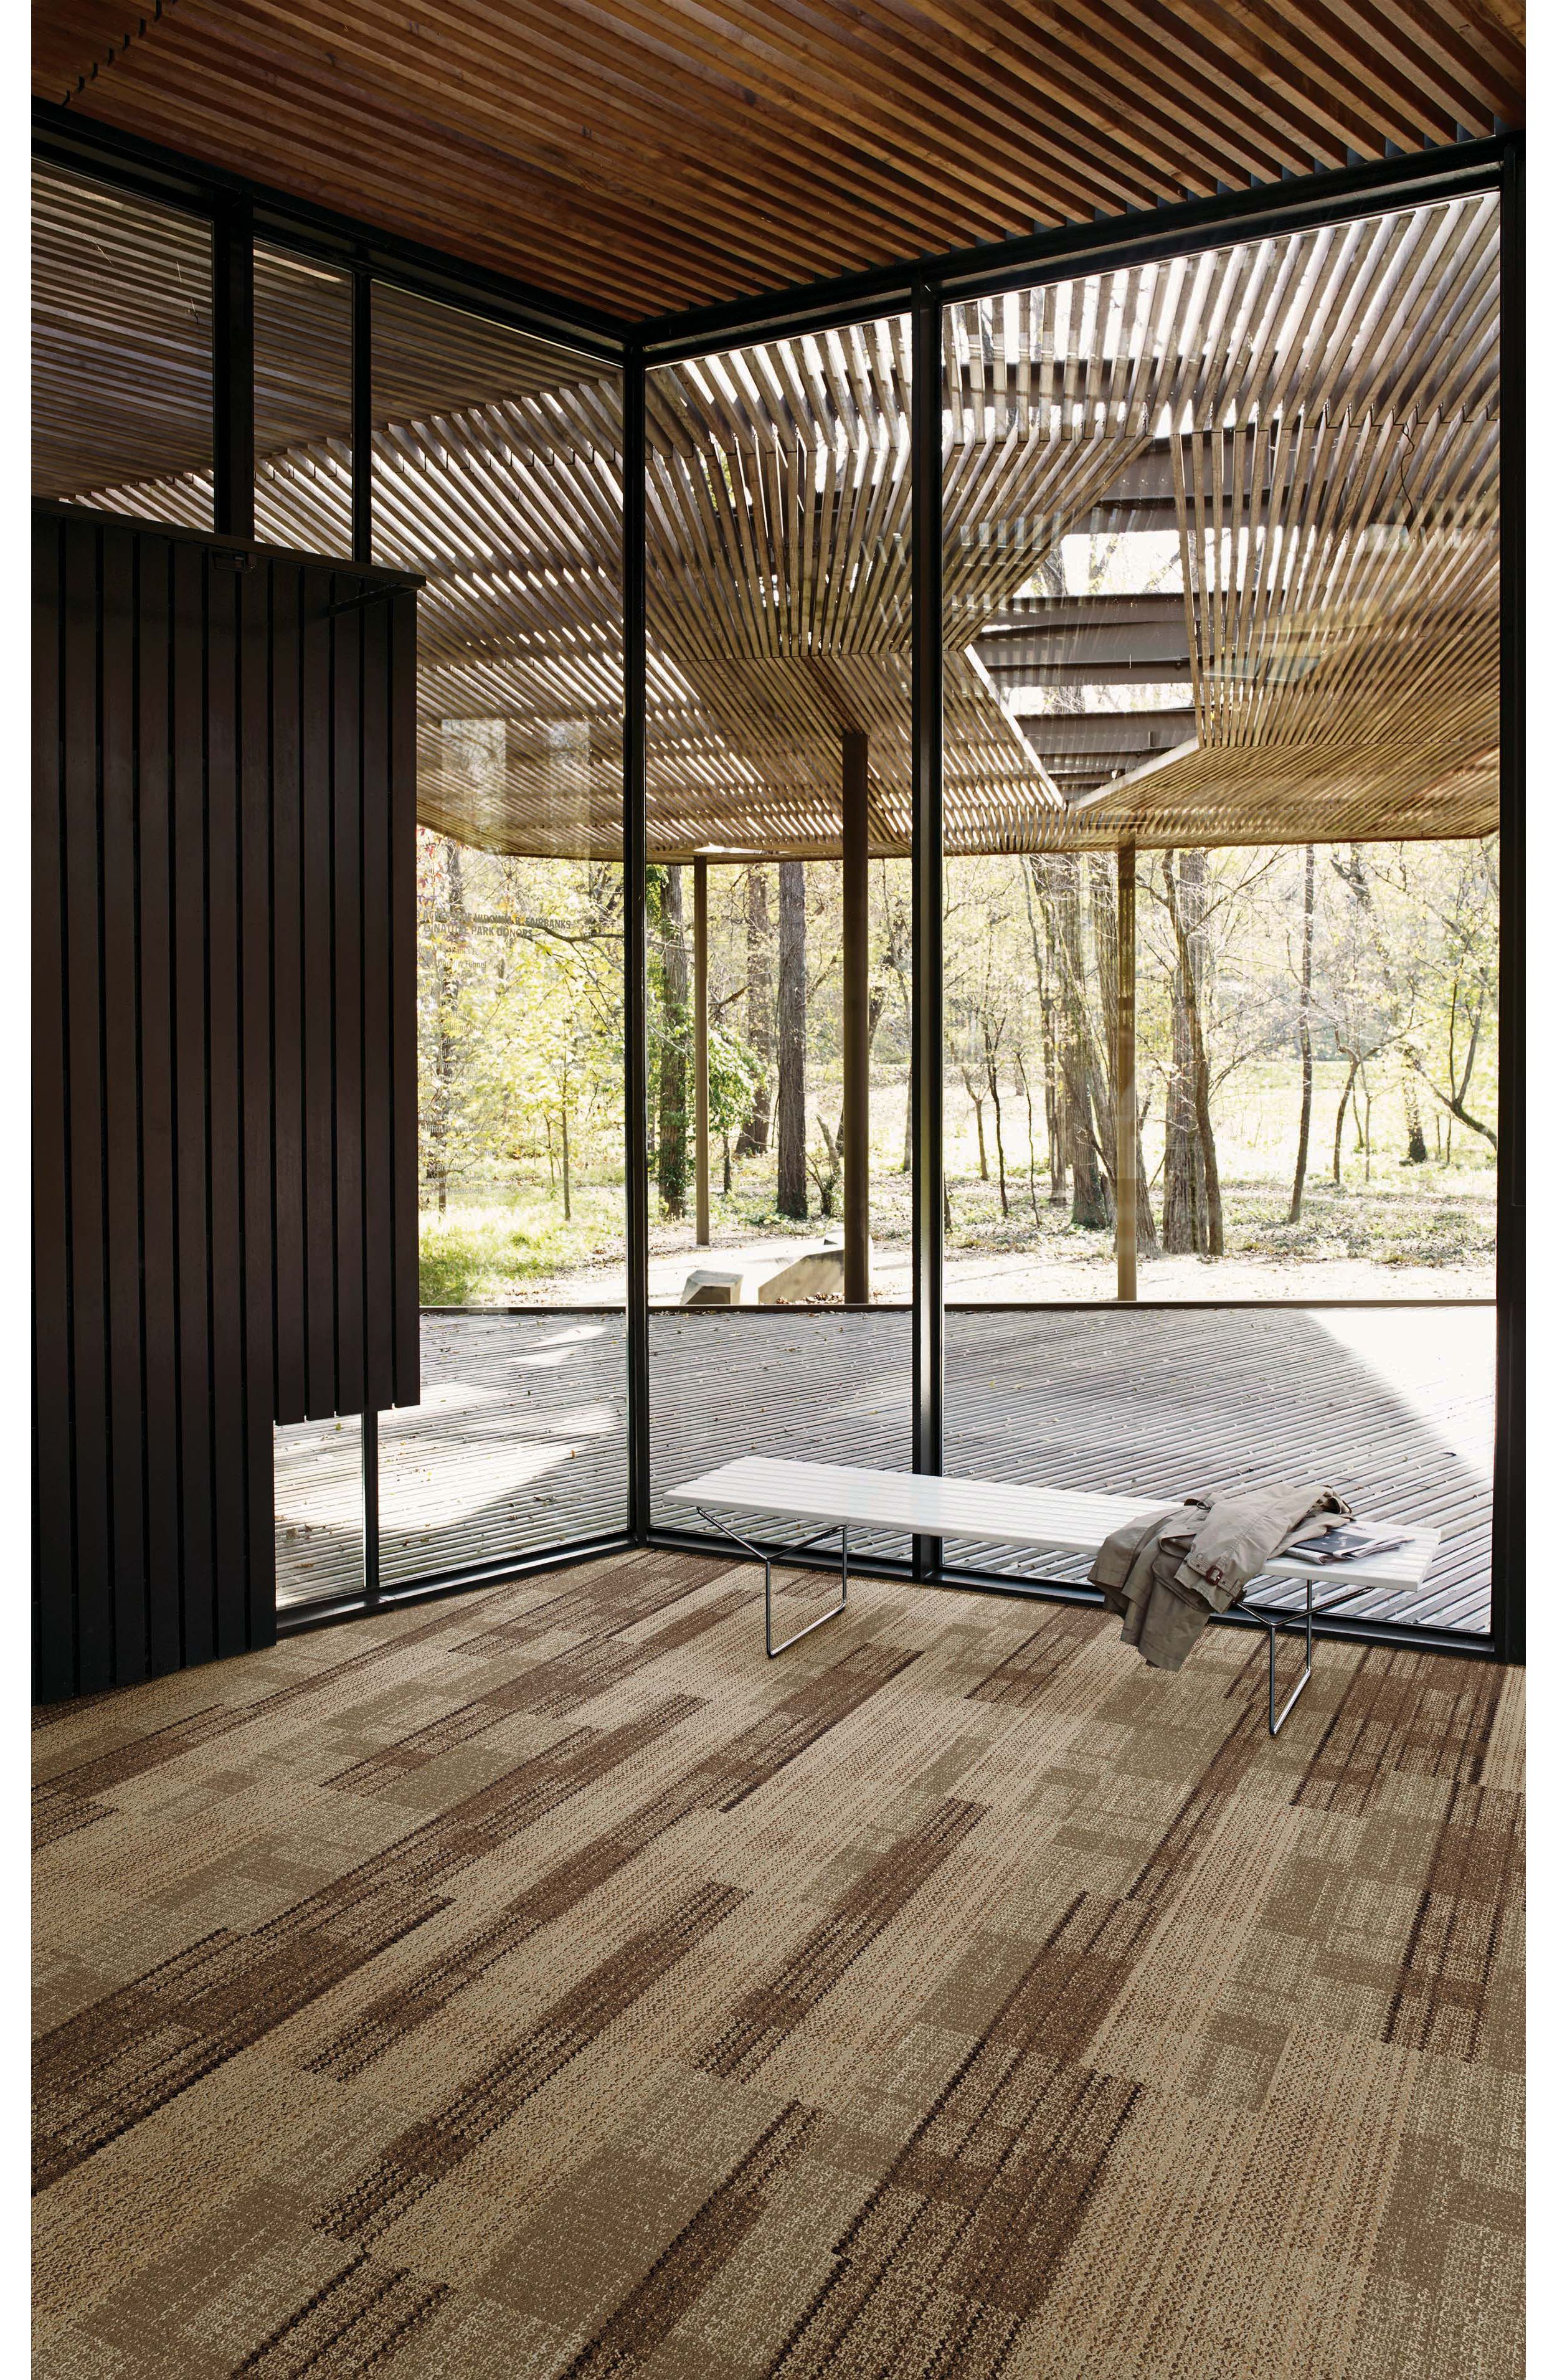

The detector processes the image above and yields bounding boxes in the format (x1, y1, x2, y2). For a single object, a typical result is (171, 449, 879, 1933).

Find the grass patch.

(420, 1188, 625, 1304)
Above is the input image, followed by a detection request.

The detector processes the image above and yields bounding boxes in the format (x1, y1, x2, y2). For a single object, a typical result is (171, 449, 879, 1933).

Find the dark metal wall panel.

(32, 508, 420, 1697)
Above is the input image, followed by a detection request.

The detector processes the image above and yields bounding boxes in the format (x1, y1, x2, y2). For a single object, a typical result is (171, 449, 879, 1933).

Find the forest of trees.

(417, 827, 1498, 1299)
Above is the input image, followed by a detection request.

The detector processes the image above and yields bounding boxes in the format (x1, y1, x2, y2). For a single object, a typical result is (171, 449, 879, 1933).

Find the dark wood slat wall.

(32, 508, 419, 1700)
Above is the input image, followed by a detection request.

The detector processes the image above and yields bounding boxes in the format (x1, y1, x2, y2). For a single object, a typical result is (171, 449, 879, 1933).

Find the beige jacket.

(1090, 1482, 1352, 1672)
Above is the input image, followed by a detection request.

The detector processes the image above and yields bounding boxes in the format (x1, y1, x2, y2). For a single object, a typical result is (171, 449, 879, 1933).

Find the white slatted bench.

(666, 1457, 1439, 1736)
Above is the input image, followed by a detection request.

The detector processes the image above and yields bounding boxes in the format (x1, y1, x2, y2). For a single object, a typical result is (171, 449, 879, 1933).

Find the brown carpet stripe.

(1293, 1645, 1503, 1813)
(701, 1796, 988, 2082)
(558, 2105, 820, 2380)
(234, 2254, 453, 2378)
(310, 1631, 921, 2081)
(34, 1552, 1522, 2379)
(965, 1605, 1099, 1707)
(316, 1880, 747, 2247)
(328, 1586, 756, 1794)
(34, 1693, 706, 2188)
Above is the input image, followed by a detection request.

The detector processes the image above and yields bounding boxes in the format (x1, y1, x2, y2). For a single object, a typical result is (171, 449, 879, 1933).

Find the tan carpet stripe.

(33, 1695, 706, 2188)
(234, 2254, 453, 2379)
(328, 1585, 756, 1795)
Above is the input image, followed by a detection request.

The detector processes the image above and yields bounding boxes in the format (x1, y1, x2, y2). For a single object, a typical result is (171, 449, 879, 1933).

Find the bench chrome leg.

(695, 1509, 848, 1657)
(1259, 1576, 1313, 1736)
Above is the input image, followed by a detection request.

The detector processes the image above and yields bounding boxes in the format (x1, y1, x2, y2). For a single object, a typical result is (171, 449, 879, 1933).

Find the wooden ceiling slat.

(900, 1, 1285, 192)
(34, 1, 1521, 320)
(1193, 0, 1459, 156)
(228, 0, 906, 282)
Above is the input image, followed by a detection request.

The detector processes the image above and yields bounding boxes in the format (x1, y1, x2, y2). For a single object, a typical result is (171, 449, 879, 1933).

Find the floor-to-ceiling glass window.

(645, 322, 915, 1566)
(368, 289, 628, 1593)
(940, 193, 1500, 1632)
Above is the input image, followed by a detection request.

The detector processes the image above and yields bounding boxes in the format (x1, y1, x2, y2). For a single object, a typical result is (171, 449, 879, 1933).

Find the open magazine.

(1286, 1520, 1410, 1565)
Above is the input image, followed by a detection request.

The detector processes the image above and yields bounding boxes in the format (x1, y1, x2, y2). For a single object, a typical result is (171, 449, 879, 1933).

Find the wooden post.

(693, 856, 711, 1246)
(1115, 841, 1138, 1302)
(842, 731, 870, 1304)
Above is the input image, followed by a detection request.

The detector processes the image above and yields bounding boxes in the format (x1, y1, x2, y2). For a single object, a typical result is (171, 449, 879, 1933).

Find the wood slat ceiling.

(36, 168, 1499, 860)
(33, 0, 1523, 322)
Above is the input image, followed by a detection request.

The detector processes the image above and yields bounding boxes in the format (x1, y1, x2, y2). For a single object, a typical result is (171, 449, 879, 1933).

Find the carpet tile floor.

(33, 1550, 1523, 2377)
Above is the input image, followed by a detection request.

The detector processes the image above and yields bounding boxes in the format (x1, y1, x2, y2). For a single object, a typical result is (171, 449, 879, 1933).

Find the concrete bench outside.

(666, 1456, 1439, 1736)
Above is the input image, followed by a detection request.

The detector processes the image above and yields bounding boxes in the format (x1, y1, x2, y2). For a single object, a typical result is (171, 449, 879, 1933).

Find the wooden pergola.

(32, 161, 1500, 1305)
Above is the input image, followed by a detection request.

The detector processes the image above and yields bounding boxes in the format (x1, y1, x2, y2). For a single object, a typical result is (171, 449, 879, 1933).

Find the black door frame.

(33, 103, 1523, 1666)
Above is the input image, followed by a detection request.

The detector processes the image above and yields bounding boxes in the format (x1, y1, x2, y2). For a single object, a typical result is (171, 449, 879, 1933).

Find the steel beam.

(911, 287, 944, 1576)
(693, 855, 711, 1246)
(1115, 844, 1138, 1304)
(842, 731, 870, 1305)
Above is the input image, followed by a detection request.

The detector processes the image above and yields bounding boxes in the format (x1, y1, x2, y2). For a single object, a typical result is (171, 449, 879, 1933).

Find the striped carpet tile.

(34, 1548, 1522, 2378)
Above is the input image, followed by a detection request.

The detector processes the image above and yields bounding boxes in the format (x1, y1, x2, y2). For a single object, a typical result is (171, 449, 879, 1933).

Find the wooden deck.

(275, 1304, 1493, 1632)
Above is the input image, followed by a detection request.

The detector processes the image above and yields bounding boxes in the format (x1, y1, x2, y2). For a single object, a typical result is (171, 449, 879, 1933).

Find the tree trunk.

(1403, 1074, 1429, 1164)
(1016, 1047, 1042, 1224)
(1089, 853, 1156, 1251)
(1049, 853, 1110, 1230)
(1160, 850, 1222, 1254)
(560, 1100, 571, 1221)
(967, 1078, 989, 1180)
(1288, 843, 1315, 1223)
(986, 1049, 1010, 1217)
(1332, 1055, 1360, 1185)
(429, 840, 468, 1218)
(1021, 857, 1067, 1203)
(736, 865, 772, 1159)
(776, 860, 808, 1218)
(656, 865, 689, 1218)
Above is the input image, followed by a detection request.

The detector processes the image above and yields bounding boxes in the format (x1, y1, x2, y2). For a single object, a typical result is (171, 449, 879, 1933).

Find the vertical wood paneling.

(270, 560, 306, 1424)
(359, 592, 394, 1413)
(61, 519, 110, 1685)
(239, 559, 277, 1646)
(300, 569, 336, 1418)
(206, 558, 247, 1660)
(171, 534, 214, 1670)
(99, 525, 148, 1682)
(33, 508, 420, 1699)
(136, 533, 181, 1679)
(32, 518, 72, 1704)
(331, 590, 366, 1416)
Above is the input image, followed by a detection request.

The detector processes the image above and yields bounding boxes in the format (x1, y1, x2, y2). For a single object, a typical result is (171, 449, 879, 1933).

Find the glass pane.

(254, 242, 353, 557)
(379, 1313, 627, 1585)
(32, 161, 214, 526)
(644, 318, 913, 1296)
(643, 316, 914, 1540)
(941, 192, 1499, 1307)
(942, 1304, 1494, 1633)
(648, 1308, 913, 1562)
(369, 285, 628, 1576)
(274, 1415, 365, 1610)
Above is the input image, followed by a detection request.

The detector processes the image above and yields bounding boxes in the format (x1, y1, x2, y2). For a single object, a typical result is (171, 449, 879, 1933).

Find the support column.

(842, 732, 871, 1304)
(1115, 841, 1138, 1302)
(910, 284, 944, 1570)
(693, 855, 711, 1245)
